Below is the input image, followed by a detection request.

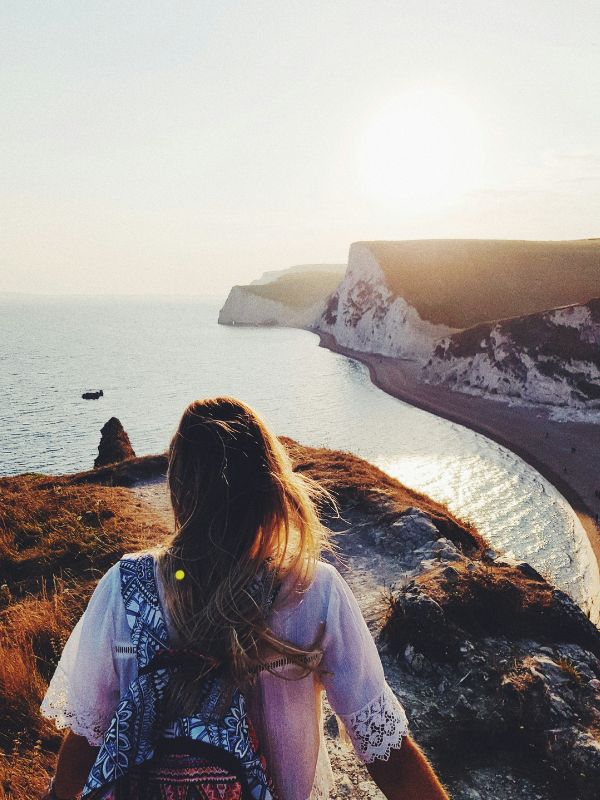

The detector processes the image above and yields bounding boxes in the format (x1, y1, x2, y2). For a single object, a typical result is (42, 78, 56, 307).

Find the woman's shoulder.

(92, 550, 158, 593)
(274, 559, 342, 616)
(311, 559, 342, 587)
(312, 558, 351, 589)
(121, 549, 159, 563)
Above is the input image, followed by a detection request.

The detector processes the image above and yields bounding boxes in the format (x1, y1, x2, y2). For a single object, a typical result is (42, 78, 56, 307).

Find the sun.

(359, 89, 483, 209)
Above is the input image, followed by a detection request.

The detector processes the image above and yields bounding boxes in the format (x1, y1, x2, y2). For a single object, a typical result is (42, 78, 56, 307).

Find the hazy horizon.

(3, 1, 599, 296)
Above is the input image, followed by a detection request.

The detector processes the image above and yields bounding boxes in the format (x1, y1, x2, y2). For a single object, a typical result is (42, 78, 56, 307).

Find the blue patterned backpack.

(82, 554, 276, 800)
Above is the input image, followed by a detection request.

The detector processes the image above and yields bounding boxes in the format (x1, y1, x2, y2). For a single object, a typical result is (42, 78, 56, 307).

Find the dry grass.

(555, 657, 584, 685)
(0, 474, 167, 599)
(365, 238, 600, 328)
(243, 271, 343, 311)
(501, 663, 538, 696)
(0, 470, 171, 797)
(0, 443, 480, 798)
(0, 743, 55, 800)
(0, 588, 83, 745)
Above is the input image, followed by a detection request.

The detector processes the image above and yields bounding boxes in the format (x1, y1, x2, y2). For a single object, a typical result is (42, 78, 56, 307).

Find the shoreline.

(313, 330, 600, 574)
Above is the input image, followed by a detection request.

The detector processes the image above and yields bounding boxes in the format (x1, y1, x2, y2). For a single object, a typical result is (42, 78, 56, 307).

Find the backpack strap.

(120, 554, 170, 668)
(82, 556, 172, 797)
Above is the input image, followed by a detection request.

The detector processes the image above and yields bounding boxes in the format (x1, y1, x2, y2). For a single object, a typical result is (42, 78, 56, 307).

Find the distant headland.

(218, 238, 600, 582)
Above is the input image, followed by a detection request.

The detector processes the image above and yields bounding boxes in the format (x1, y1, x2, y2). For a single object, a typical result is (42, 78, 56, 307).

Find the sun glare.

(359, 89, 483, 209)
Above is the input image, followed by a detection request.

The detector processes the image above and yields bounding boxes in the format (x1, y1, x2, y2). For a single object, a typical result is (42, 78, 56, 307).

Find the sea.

(2, 294, 599, 622)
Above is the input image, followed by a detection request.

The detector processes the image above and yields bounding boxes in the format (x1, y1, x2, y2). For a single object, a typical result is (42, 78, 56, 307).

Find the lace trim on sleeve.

(338, 682, 409, 764)
(39, 663, 107, 746)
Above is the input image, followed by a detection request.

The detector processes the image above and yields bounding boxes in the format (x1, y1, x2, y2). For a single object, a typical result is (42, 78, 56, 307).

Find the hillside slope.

(250, 263, 345, 286)
(367, 238, 600, 328)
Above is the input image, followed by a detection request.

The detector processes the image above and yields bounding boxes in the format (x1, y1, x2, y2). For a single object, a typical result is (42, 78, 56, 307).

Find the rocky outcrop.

(422, 298, 600, 409)
(94, 417, 135, 468)
(381, 555, 600, 799)
(325, 493, 600, 800)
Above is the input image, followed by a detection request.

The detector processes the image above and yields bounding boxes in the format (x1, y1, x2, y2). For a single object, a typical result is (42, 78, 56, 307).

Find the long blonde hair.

(157, 396, 334, 715)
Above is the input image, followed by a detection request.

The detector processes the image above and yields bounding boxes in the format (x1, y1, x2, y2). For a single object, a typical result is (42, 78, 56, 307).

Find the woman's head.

(167, 395, 326, 571)
(160, 396, 334, 703)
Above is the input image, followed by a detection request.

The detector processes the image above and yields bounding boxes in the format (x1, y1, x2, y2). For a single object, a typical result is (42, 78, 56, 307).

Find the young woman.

(40, 396, 450, 800)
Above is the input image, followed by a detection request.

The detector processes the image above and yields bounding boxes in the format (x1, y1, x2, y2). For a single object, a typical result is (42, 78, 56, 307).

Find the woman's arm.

(39, 564, 123, 798)
(367, 734, 450, 800)
(41, 731, 99, 800)
(318, 569, 449, 799)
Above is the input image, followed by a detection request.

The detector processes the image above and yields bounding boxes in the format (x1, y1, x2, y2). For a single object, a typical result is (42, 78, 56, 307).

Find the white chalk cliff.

(316, 243, 457, 360)
(422, 300, 600, 410)
(218, 284, 326, 328)
(219, 246, 456, 359)
(219, 241, 600, 412)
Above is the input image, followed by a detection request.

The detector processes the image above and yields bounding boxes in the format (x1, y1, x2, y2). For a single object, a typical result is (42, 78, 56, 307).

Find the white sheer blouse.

(41, 556, 408, 800)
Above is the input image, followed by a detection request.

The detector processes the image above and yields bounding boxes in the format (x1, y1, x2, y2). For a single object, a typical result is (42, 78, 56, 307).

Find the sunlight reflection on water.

(1, 296, 598, 621)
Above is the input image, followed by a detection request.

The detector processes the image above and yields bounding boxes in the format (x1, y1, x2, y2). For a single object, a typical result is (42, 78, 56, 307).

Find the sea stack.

(94, 417, 136, 468)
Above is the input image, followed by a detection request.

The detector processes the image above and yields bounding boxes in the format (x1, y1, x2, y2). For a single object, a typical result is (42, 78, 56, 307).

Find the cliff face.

(219, 239, 600, 411)
(316, 243, 457, 360)
(218, 284, 325, 327)
(218, 269, 343, 328)
(314, 240, 600, 408)
(422, 299, 600, 409)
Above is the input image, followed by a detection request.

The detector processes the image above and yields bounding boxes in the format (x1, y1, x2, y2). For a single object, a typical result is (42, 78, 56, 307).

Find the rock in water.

(94, 417, 135, 468)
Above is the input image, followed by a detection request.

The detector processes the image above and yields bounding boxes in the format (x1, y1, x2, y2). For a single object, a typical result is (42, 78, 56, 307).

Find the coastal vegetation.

(244, 271, 343, 311)
(0, 471, 171, 797)
(367, 238, 600, 328)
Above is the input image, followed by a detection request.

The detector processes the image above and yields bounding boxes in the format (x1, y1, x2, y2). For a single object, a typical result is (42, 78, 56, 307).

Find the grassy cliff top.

(361, 239, 600, 329)
(0, 439, 482, 796)
(243, 271, 343, 310)
(3, 439, 599, 798)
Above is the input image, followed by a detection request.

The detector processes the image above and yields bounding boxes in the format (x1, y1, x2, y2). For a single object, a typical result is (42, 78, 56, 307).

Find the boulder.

(370, 507, 440, 555)
(382, 559, 600, 798)
(94, 417, 135, 468)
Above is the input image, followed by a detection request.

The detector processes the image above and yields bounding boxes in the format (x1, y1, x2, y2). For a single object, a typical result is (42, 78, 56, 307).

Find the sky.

(2, 0, 600, 297)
